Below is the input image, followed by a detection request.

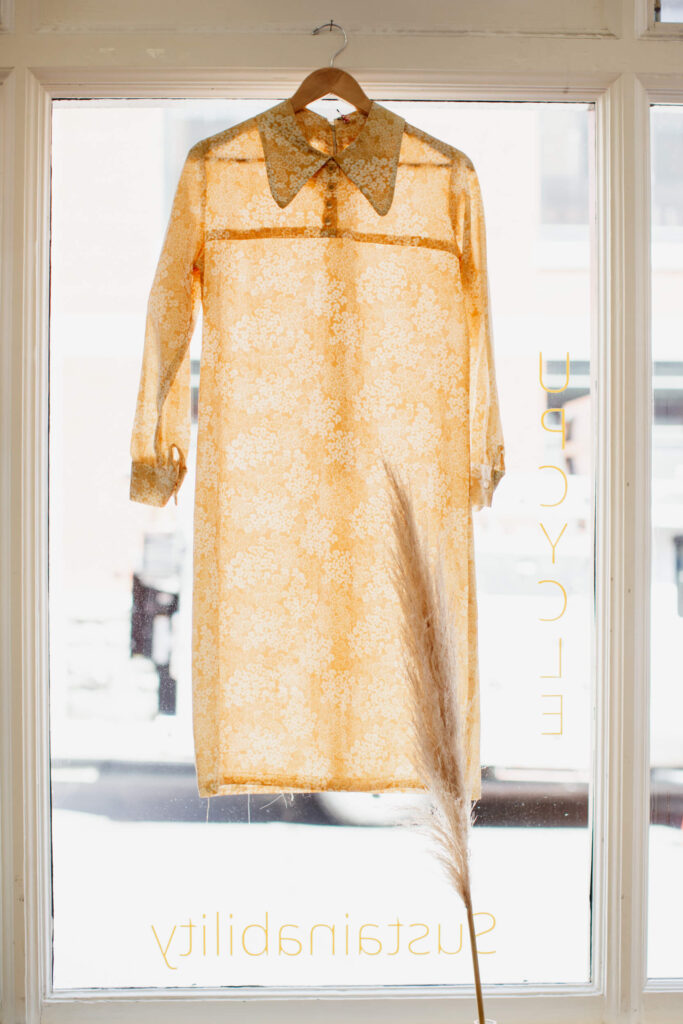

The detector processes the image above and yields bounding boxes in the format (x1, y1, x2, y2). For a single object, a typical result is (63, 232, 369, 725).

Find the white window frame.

(1, 2, 683, 1019)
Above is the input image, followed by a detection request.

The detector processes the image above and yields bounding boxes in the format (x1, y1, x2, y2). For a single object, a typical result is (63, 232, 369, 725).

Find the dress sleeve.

(451, 154, 506, 512)
(129, 142, 205, 507)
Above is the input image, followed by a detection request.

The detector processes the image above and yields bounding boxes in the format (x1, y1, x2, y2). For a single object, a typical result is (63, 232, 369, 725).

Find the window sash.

(1, 65, 682, 1024)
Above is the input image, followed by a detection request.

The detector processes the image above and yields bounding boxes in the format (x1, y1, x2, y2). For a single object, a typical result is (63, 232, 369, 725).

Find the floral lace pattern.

(258, 98, 406, 216)
(129, 98, 506, 800)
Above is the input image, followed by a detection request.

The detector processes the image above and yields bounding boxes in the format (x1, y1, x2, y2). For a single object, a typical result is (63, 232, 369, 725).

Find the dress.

(128, 98, 506, 800)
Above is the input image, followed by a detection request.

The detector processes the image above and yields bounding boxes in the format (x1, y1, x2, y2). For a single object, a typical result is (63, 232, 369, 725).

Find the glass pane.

(655, 0, 683, 23)
(49, 97, 595, 989)
(648, 103, 683, 981)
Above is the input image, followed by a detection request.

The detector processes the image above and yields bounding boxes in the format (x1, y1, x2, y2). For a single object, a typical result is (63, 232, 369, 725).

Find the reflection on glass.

(49, 99, 595, 989)
(648, 103, 683, 981)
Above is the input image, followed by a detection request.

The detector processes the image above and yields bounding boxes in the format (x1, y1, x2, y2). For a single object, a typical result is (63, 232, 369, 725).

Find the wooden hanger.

(289, 21, 373, 115)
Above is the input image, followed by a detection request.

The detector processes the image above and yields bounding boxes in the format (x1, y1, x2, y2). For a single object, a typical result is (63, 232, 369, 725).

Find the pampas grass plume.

(383, 457, 487, 1024)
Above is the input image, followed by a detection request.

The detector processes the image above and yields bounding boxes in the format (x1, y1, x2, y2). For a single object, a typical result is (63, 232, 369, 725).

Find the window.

(648, 102, 683, 982)
(3, 11, 683, 1022)
(654, 0, 683, 23)
(48, 97, 595, 990)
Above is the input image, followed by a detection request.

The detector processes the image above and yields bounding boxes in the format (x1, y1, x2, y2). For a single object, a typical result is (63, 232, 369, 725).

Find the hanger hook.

(312, 20, 348, 67)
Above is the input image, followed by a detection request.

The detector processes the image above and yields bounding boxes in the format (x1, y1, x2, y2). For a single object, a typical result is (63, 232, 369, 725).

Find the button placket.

(322, 157, 339, 235)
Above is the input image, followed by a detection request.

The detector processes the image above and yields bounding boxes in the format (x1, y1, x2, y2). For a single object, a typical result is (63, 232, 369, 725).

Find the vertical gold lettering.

(540, 637, 563, 678)
(537, 579, 568, 620)
(539, 351, 570, 393)
(539, 522, 568, 563)
(540, 408, 566, 448)
(541, 694, 564, 734)
(539, 464, 568, 506)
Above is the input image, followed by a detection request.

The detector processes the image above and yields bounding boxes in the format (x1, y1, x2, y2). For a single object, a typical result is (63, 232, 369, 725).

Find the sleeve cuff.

(130, 451, 187, 507)
(470, 454, 505, 511)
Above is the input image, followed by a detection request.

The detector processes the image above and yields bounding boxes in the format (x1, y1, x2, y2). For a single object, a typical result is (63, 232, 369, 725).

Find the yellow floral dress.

(129, 98, 505, 800)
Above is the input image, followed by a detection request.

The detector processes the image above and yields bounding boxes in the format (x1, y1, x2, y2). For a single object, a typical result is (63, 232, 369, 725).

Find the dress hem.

(197, 771, 482, 802)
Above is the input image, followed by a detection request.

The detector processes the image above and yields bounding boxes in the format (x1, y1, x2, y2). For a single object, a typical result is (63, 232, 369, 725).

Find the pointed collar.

(256, 98, 405, 217)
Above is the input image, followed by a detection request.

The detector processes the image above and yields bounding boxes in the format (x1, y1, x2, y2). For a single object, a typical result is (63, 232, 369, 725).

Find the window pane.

(49, 98, 595, 989)
(655, 0, 683, 23)
(649, 103, 683, 981)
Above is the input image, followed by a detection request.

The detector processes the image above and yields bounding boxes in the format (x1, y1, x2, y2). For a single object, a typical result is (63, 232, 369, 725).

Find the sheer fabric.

(129, 98, 506, 799)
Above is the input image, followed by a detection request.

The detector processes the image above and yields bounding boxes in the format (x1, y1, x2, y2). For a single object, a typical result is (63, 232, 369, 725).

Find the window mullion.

(2, 67, 54, 1024)
(596, 71, 652, 1024)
